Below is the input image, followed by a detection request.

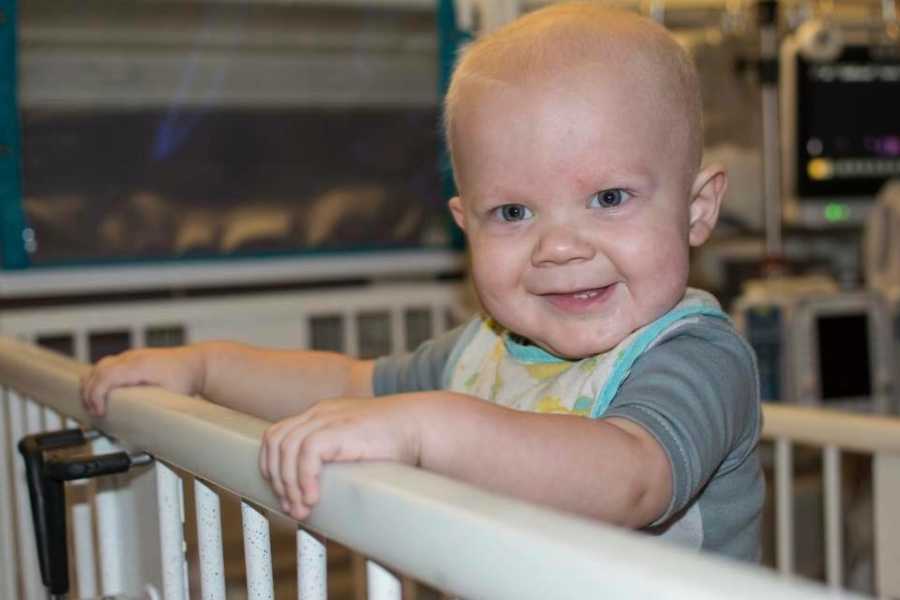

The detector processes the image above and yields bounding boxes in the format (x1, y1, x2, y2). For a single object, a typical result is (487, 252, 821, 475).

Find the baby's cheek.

(633, 241, 689, 309)
(642, 230, 689, 272)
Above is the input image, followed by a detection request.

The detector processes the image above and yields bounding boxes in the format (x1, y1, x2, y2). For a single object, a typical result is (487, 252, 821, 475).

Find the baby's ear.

(687, 164, 727, 247)
(448, 196, 467, 232)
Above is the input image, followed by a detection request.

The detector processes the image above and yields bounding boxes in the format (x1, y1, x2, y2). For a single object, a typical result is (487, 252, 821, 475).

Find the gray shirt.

(373, 316, 764, 562)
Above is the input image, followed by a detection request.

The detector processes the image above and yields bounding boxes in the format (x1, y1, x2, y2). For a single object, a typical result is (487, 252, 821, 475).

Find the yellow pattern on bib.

(447, 288, 723, 417)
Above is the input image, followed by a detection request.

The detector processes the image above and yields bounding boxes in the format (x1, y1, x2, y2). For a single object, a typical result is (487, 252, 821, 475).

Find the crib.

(0, 279, 897, 599)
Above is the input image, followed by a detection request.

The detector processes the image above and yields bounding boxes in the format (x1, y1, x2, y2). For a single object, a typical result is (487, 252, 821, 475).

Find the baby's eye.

(493, 204, 533, 222)
(589, 188, 632, 208)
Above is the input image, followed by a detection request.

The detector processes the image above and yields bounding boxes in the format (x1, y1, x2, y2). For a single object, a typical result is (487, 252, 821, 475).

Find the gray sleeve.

(372, 322, 469, 395)
(604, 316, 762, 522)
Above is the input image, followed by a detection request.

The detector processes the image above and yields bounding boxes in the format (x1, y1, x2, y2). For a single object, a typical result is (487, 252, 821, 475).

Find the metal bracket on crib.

(17, 428, 153, 599)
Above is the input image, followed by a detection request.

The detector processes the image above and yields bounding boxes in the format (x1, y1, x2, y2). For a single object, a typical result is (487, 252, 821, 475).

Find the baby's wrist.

(413, 392, 480, 472)
(187, 342, 217, 397)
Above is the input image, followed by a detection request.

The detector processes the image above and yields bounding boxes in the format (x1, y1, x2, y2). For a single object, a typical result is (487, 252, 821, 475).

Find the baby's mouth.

(570, 289, 601, 300)
(543, 284, 611, 297)
(541, 285, 615, 311)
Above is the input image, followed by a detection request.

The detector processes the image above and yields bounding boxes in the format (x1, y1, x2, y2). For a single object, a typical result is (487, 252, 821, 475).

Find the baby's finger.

(90, 384, 109, 417)
(84, 361, 127, 416)
(88, 374, 121, 417)
(82, 370, 105, 416)
(297, 431, 341, 507)
(79, 373, 92, 410)
(258, 442, 269, 480)
(287, 501, 312, 521)
(259, 443, 291, 512)
(81, 367, 98, 399)
(261, 426, 289, 499)
(278, 423, 319, 510)
(259, 420, 292, 481)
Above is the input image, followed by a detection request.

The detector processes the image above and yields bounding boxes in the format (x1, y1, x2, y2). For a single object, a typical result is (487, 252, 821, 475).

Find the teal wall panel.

(0, 0, 28, 269)
(437, 0, 471, 249)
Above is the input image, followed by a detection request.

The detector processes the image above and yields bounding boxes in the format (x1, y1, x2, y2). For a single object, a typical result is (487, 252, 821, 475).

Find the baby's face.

(449, 67, 719, 359)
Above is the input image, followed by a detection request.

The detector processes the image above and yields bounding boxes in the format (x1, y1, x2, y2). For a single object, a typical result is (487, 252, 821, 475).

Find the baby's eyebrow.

(580, 168, 655, 191)
(468, 185, 522, 204)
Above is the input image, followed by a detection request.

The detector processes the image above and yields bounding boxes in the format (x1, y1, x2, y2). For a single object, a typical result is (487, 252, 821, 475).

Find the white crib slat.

(431, 304, 443, 337)
(0, 390, 21, 600)
(297, 315, 311, 349)
(822, 445, 843, 588)
(345, 312, 360, 357)
(132, 325, 145, 349)
(9, 394, 45, 600)
(95, 477, 126, 594)
(25, 398, 43, 435)
(43, 407, 62, 431)
(74, 332, 89, 363)
(93, 436, 130, 596)
(367, 560, 401, 600)
(157, 462, 189, 600)
(390, 309, 406, 354)
(59, 416, 100, 598)
(241, 500, 274, 600)
(774, 438, 794, 575)
(194, 479, 226, 600)
(298, 528, 327, 600)
(873, 452, 900, 598)
(71, 481, 99, 599)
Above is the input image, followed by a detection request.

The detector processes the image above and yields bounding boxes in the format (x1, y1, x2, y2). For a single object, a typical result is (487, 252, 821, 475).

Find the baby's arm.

(81, 342, 374, 421)
(416, 396, 673, 527)
(262, 390, 671, 525)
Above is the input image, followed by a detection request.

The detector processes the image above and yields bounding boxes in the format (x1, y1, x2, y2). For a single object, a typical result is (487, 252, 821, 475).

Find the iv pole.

(758, 0, 785, 272)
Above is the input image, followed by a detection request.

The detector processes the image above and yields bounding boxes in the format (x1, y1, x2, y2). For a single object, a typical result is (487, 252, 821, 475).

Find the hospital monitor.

(733, 275, 839, 404)
(790, 292, 893, 413)
(781, 23, 900, 228)
(734, 279, 894, 413)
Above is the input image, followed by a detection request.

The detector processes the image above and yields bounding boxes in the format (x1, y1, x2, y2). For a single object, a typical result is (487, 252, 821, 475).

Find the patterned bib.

(446, 288, 728, 418)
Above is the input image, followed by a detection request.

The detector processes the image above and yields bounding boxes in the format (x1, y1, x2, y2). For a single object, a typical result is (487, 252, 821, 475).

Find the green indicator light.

(824, 203, 849, 222)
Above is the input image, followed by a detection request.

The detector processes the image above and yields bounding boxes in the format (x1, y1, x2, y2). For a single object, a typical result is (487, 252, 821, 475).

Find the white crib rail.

(0, 335, 852, 600)
(0, 282, 465, 359)
(762, 404, 900, 597)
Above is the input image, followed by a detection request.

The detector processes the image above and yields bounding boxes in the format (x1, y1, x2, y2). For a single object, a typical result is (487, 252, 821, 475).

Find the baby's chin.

(532, 335, 625, 360)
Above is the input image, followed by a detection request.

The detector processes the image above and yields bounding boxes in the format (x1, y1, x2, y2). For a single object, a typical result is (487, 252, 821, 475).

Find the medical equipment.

(758, 0, 784, 258)
(863, 179, 900, 292)
(734, 275, 838, 402)
(733, 277, 894, 413)
(781, 19, 900, 228)
(790, 290, 894, 412)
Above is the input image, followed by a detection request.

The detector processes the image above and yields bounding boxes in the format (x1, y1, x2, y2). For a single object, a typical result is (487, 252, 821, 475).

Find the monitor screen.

(816, 313, 872, 400)
(794, 45, 900, 200)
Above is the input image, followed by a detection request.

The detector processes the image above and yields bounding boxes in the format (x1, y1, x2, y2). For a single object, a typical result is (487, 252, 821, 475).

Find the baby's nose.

(532, 224, 596, 266)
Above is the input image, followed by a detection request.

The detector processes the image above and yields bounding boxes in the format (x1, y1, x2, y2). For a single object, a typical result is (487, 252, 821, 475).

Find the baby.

(83, 3, 763, 561)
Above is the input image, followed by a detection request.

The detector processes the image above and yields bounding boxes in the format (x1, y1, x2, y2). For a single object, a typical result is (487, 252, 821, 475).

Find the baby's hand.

(260, 395, 423, 520)
(81, 346, 204, 417)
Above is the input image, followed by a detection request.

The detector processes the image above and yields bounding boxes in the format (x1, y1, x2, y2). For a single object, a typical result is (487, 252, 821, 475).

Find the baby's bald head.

(444, 3, 704, 182)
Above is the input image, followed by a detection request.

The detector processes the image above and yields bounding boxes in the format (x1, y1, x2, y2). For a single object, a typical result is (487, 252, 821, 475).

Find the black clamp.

(18, 429, 152, 598)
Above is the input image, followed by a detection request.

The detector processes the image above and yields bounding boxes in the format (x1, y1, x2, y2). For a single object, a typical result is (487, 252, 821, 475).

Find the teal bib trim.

(590, 306, 729, 419)
(504, 334, 569, 364)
